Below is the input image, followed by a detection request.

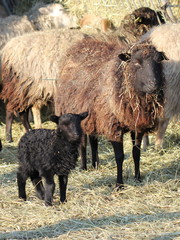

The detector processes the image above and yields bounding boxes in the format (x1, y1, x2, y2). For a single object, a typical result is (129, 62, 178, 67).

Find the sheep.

(0, 28, 86, 142)
(114, 7, 165, 44)
(79, 7, 165, 169)
(140, 23, 180, 149)
(0, 1, 77, 135)
(0, 2, 77, 51)
(53, 36, 165, 187)
(17, 112, 88, 206)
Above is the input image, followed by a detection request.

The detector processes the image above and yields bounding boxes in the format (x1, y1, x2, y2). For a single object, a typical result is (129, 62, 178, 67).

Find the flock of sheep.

(0, 2, 179, 206)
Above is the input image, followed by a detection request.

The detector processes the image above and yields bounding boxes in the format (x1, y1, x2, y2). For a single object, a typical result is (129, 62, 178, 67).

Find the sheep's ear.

(38, 7, 50, 15)
(79, 112, 88, 120)
(50, 115, 59, 124)
(119, 53, 131, 62)
(157, 51, 169, 62)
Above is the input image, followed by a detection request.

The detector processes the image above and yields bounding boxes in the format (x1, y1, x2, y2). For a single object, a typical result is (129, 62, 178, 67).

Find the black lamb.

(17, 112, 88, 206)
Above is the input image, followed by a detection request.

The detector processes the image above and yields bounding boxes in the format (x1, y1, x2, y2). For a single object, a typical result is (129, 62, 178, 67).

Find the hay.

(0, 118, 179, 240)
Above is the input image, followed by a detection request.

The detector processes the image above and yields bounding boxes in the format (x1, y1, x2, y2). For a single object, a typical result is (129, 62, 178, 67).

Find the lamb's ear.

(119, 53, 131, 62)
(50, 115, 59, 124)
(79, 112, 88, 120)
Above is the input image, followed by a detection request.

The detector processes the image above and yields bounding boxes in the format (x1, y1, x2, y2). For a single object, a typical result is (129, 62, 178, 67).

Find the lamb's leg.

(31, 105, 42, 129)
(89, 135, 99, 168)
(58, 175, 68, 203)
(19, 109, 32, 132)
(44, 175, 55, 206)
(155, 118, 170, 149)
(131, 131, 144, 182)
(111, 136, 124, 188)
(80, 133, 87, 170)
(6, 110, 14, 142)
(30, 171, 45, 200)
(17, 171, 27, 201)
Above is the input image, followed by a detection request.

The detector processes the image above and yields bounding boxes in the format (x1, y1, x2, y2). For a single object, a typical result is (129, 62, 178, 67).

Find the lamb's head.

(51, 112, 88, 142)
(119, 43, 165, 94)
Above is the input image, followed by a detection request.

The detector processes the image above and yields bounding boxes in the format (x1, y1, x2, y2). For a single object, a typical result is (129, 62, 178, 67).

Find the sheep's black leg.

(111, 138, 124, 188)
(131, 131, 144, 182)
(80, 133, 87, 170)
(0, 139, 2, 151)
(19, 108, 32, 133)
(6, 110, 14, 142)
(44, 175, 55, 206)
(30, 171, 45, 200)
(89, 135, 99, 168)
(17, 171, 27, 201)
(58, 175, 68, 203)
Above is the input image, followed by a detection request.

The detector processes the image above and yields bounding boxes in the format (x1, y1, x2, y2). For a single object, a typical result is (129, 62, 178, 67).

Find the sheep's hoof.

(45, 201, 53, 207)
(134, 177, 142, 184)
(115, 183, 125, 191)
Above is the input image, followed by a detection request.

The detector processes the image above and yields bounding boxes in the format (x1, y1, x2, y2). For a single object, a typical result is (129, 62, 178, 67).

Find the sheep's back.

(1, 28, 86, 112)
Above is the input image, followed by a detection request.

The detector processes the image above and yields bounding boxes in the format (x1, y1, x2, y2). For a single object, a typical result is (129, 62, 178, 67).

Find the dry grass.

(0, 1, 180, 239)
(0, 108, 179, 240)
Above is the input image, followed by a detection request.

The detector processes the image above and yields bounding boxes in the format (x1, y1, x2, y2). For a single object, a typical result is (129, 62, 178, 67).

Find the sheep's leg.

(111, 138, 124, 188)
(58, 175, 68, 203)
(30, 171, 45, 200)
(17, 171, 27, 201)
(89, 135, 99, 168)
(131, 131, 144, 182)
(6, 110, 14, 142)
(19, 108, 32, 132)
(44, 175, 55, 206)
(31, 105, 42, 129)
(0, 139, 2, 151)
(142, 133, 150, 151)
(155, 118, 170, 149)
(80, 133, 87, 170)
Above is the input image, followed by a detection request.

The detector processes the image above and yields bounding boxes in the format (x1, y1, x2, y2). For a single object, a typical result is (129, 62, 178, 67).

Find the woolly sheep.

(0, 28, 86, 142)
(0, 2, 77, 135)
(54, 36, 165, 186)
(141, 23, 180, 149)
(17, 112, 88, 206)
(114, 7, 165, 44)
(0, 2, 77, 50)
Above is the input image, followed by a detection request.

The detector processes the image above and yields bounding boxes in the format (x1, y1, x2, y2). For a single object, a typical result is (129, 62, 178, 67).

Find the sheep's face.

(51, 112, 88, 142)
(38, 3, 78, 28)
(119, 45, 165, 94)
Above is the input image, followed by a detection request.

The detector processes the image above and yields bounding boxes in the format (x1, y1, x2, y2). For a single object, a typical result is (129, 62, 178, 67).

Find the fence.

(63, 0, 180, 25)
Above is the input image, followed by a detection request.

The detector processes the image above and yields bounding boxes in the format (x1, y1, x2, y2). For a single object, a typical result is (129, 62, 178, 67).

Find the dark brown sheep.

(54, 36, 164, 187)
(115, 7, 165, 44)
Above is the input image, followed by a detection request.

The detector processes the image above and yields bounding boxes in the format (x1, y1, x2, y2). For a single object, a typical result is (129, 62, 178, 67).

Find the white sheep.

(141, 23, 180, 148)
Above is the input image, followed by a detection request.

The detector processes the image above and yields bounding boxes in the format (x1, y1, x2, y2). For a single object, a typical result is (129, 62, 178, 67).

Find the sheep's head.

(119, 44, 165, 94)
(120, 7, 165, 39)
(50, 112, 88, 142)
